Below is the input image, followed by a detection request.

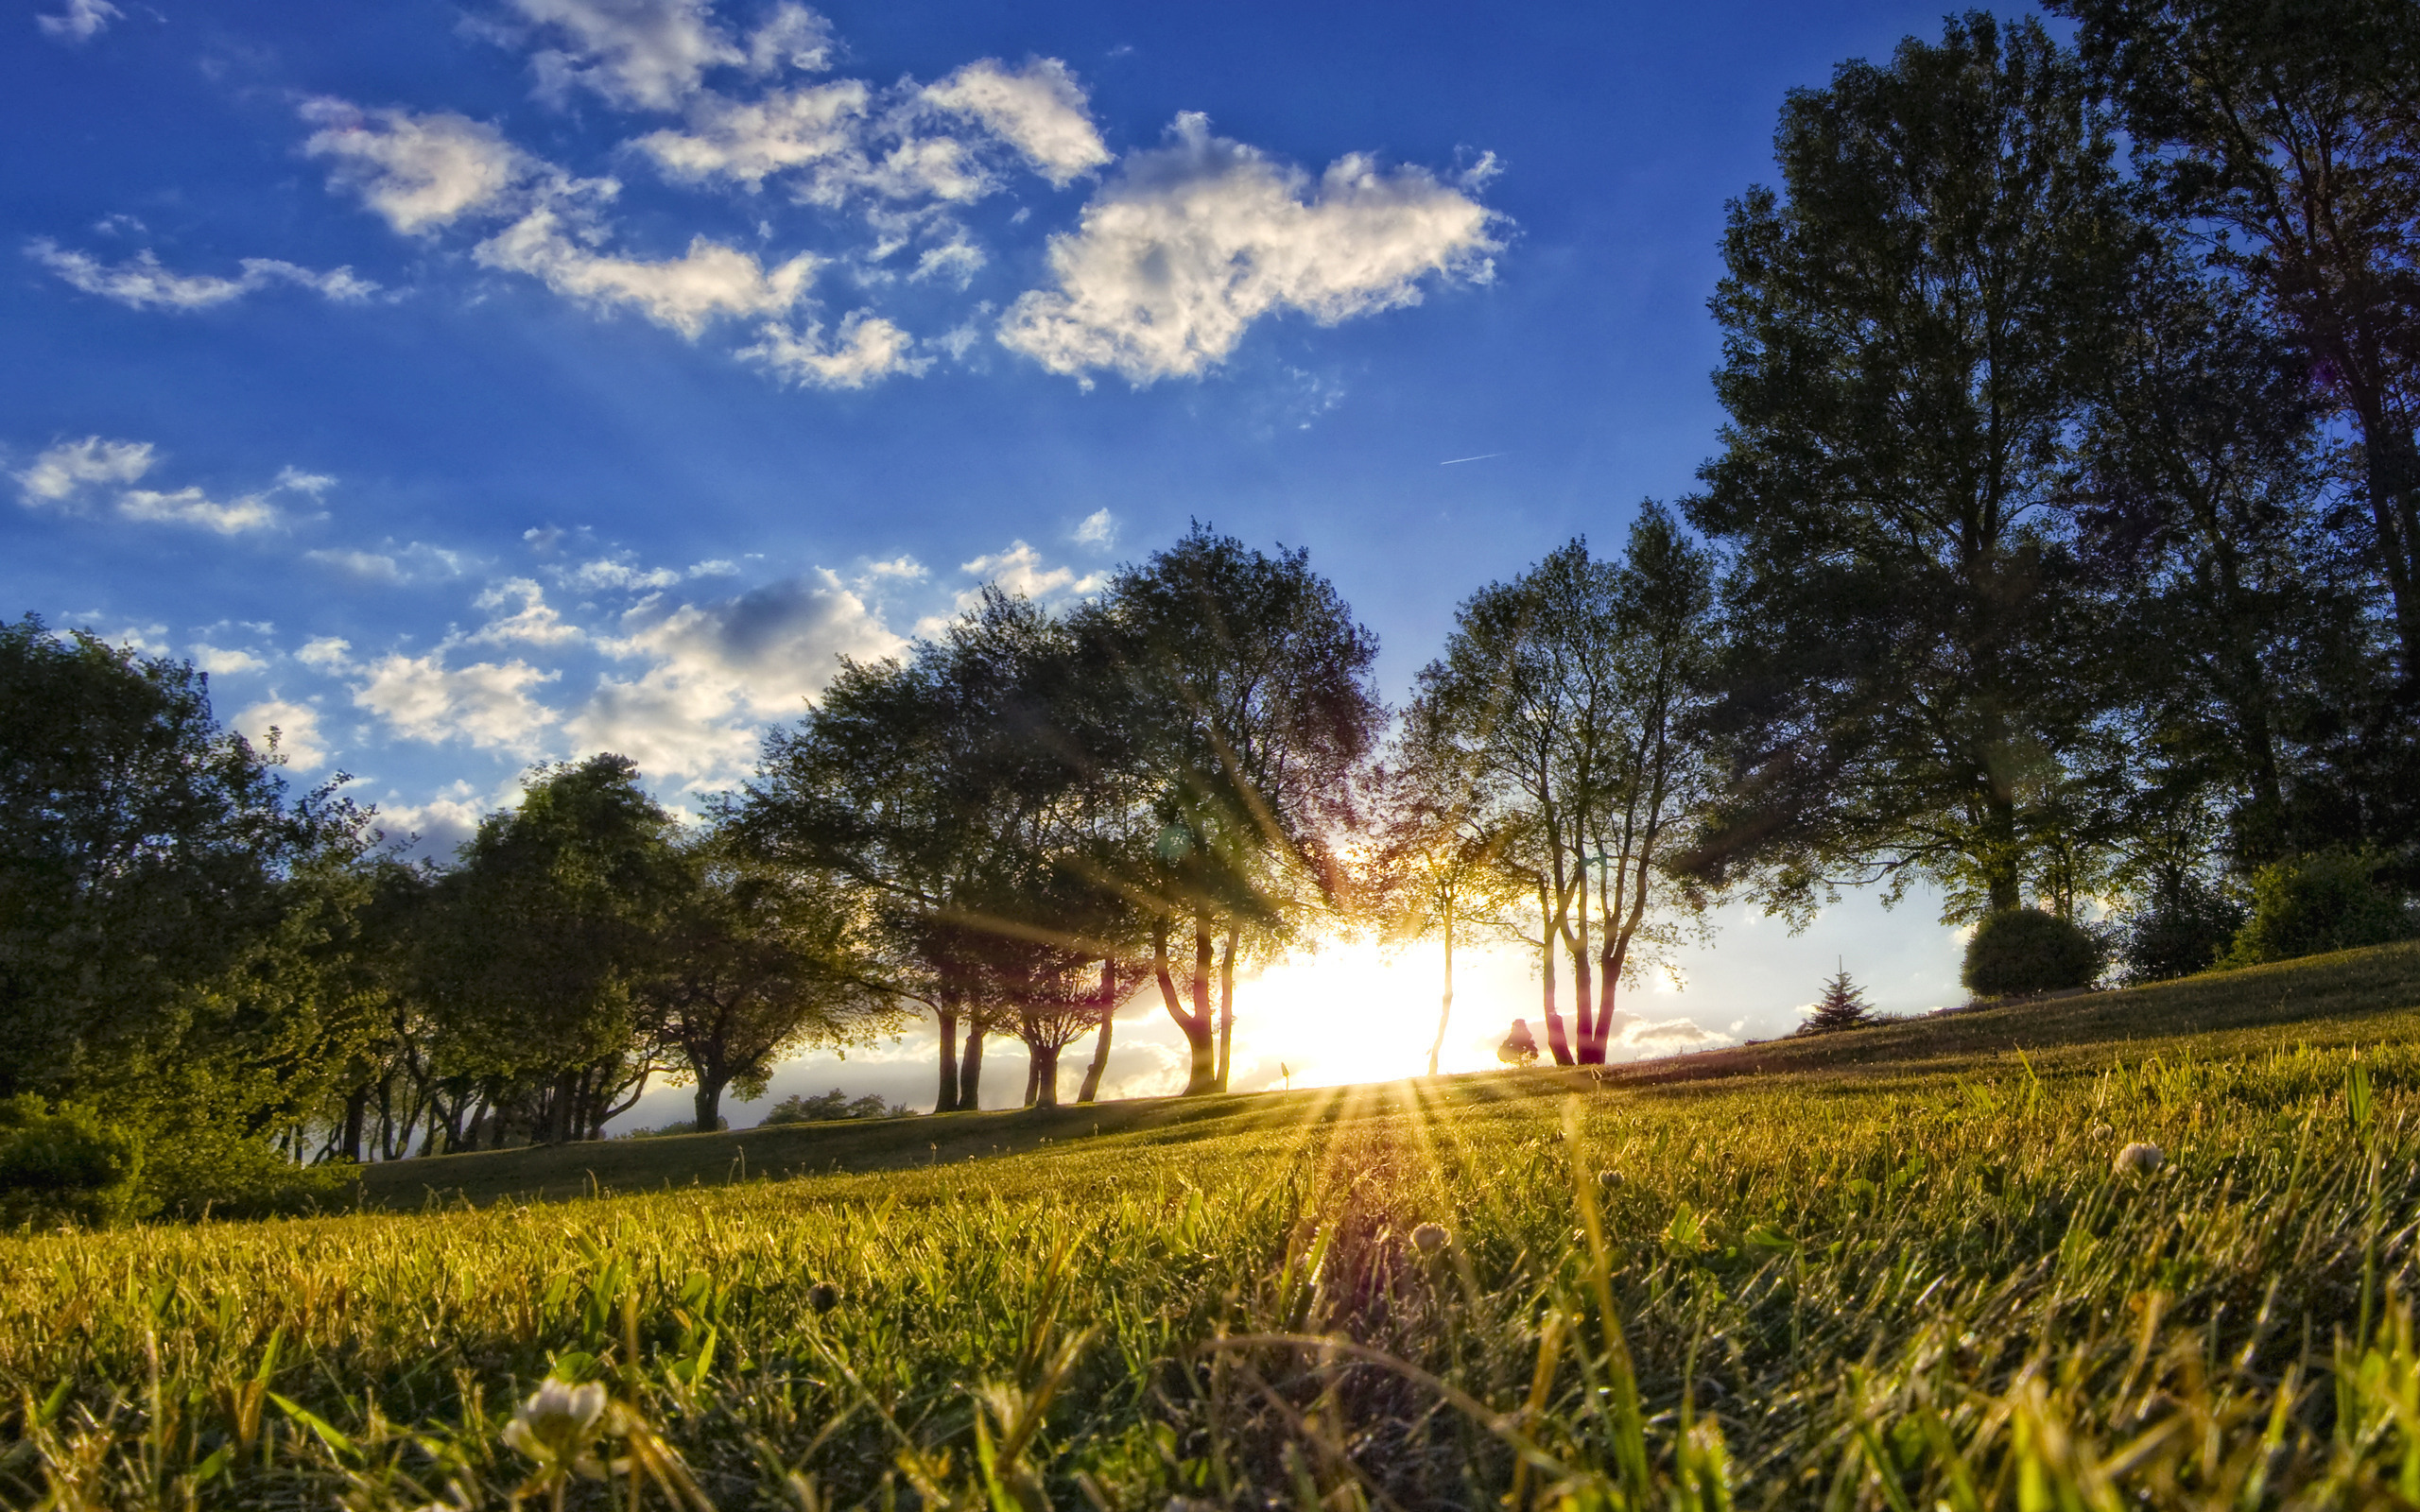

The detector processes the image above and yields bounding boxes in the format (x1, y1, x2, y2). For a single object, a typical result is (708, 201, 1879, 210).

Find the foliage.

(0, 1095, 148, 1230)
(1495, 1019, 1539, 1066)
(2218, 849, 2417, 969)
(1962, 906, 2107, 997)
(2115, 870, 2246, 983)
(1685, 14, 2132, 922)
(1795, 965, 1875, 1034)
(141, 1125, 356, 1221)
(757, 1088, 908, 1125)
(6, 947, 2420, 1508)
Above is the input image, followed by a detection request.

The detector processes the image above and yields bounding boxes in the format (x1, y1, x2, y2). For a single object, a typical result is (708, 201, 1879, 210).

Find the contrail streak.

(1440, 452, 1507, 466)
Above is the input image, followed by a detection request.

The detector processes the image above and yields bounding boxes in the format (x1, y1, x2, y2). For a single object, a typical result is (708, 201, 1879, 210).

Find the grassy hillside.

(5, 942, 2420, 1510)
(358, 940, 2420, 1208)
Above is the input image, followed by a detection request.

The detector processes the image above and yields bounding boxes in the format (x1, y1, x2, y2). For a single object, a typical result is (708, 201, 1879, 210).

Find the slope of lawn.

(357, 940, 2420, 1209)
(3, 942, 2419, 1510)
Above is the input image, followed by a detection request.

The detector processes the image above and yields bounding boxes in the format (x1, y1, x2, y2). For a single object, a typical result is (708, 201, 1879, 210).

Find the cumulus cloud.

(298, 636, 354, 669)
(26, 240, 380, 311)
(737, 310, 926, 388)
(923, 59, 1110, 187)
(15, 436, 155, 503)
(1608, 1016, 1735, 1059)
(1072, 507, 1115, 548)
(570, 572, 900, 781)
(631, 79, 869, 190)
(474, 206, 817, 335)
(472, 577, 584, 645)
(37, 0, 119, 43)
(375, 791, 487, 860)
(193, 644, 269, 675)
(352, 650, 562, 752)
(304, 541, 474, 584)
(506, 0, 824, 111)
(18, 436, 322, 533)
(231, 698, 330, 771)
(743, 4, 833, 76)
(302, 100, 543, 236)
(999, 114, 1499, 384)
(952, 541, 1102, 612)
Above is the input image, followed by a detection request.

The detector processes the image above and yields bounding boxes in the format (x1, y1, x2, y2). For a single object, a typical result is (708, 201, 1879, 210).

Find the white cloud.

(744, 4, 833, 76)
(1073, 507, 1115, 548)
(631, 79, 869, 190)
(955, 541, 1103, 610)
(297, 636, 354, 669)
(376, 792, 487, 859)
(353, 650, 562, 752)
(474, 206, 817, 335)
(26, 240, 382, 311)
(116, 486, 284, 534)
(560, 554, 683, 592)
(1609, 1016, 1735, 1059)
(193, 644, 269, 675)
(510, 0, 746, 112)
(304, 541, 473, 584)
(570, 572, 901, 781)
(231, 698, 329, 771)
(737, 309, 926, 388)
(923, 59, 1110, 187)
(37, 0, 119, 43)
(999, 114, 1500, 384)
(909, 234, 984, 287)
(302, 100, 538, 235)
(472, 577, 585, 645)
(15, 436, 155, 503)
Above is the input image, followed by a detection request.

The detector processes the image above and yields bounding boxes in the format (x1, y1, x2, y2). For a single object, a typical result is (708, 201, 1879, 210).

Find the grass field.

(8, 942, 2420, 1510)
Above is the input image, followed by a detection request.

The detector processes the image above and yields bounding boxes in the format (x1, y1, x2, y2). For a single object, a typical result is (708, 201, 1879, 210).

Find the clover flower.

(1409, 1222, 1450, 1255)
(2113, 1142, 2164, 1176)
(502, 1377, 612, 1483)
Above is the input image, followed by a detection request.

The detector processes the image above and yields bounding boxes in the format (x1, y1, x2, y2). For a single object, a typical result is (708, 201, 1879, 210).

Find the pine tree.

(1798, 963, 1876, 1035)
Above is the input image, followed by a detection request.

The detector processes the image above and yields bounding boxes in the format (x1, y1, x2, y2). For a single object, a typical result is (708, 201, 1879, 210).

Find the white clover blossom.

(502, 1377, 611, 1480)
(2113, 1142, 2165, 1176)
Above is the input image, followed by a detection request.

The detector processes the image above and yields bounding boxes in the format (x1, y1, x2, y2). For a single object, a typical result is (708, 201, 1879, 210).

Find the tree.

(420, 755, 687, 1144)
(2054, 0, 2420, 681)
(1571, 506, 1723, 1062)
(0, 615, 376, 1136)
(1685, 14, 2135, 923)
(635, 837, 902, 1133)
(1796, 965, 1876, 1035)
(1369, 736, 1519, 1077)
(1072, 526, 1384, 1094)
(1496, 1020, 1540, 1066)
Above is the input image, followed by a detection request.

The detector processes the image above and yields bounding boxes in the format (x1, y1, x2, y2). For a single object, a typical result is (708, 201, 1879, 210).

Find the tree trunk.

(1031, 1044, 1061, 1108)
(1151, 919, 1217, 1096)
(1023, 1049, 1041, 1108)
(959, 1019, 987, 1109)
(1571, 860, 1599, 1066)
(1214, 926, 1237, 1092)
(339, 1086, 368, 1163)
(1078, 959, 1116, 1105)
(692, 1072, 728, 1134)
(1427, 901, 1454, 1077)
(934, 997, 961, 1113)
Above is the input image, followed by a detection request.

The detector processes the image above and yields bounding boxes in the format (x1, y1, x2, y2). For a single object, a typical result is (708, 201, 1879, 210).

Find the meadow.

(8, 943, 2420, 1510)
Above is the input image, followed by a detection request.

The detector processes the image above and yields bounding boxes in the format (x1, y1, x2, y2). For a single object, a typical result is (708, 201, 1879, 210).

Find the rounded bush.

(1962, 908, 2104, 998)
(0, 1095, 148, 1230)
(2217, 850, 2414, 970)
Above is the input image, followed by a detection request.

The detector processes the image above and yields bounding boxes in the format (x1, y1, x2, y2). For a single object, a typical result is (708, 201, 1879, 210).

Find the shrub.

(0, 1095, 151, 1230)
(2216, 850, 2415, 970)
(2117, 877, 2246, 983)
(1496, 1020, 1540, 1066)
(758, 1091, 907, 1126)
(143, 1128, 355, 1222)
(1962, 908, 2104, 998)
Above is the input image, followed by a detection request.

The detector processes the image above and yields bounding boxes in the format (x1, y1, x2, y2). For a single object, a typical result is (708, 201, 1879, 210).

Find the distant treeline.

(3, 0, 2415, 1200)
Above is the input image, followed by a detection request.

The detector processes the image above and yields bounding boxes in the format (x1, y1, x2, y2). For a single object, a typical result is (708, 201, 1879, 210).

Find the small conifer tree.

(1798, 962, 1875, 1035)
(1497, 1018, 1540, 1066)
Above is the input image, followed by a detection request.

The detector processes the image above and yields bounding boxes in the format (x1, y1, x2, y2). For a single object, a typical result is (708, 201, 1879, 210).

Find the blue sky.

(7, 0, 2014, 1113)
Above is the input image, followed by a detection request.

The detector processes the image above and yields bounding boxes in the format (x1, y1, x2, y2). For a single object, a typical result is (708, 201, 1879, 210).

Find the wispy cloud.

(36, 0, 120, 44)
(26, 240, 380, 311)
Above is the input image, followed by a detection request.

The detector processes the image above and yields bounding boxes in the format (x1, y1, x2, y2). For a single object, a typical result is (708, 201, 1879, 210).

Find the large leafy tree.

(0, 615, 375, 1131)
(1072, 526, 1384, 1094)
(1685, 13, 2135, 921)
(420, 754, 687, 1143)
(635, 838, 902, 1132)
(2053, 0, 2420, 681)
